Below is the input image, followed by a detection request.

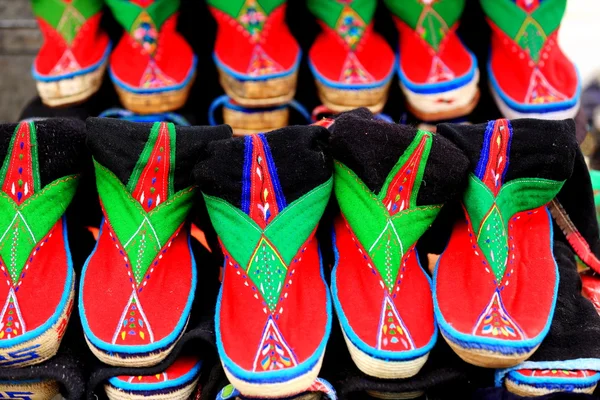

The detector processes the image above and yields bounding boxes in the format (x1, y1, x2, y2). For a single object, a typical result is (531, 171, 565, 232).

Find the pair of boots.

(31, 0, 195, 113)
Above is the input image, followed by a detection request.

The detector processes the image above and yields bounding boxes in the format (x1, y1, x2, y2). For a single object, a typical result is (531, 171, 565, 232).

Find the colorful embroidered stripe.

(0, 122, 40, 204)
(475, 119, 512, 195)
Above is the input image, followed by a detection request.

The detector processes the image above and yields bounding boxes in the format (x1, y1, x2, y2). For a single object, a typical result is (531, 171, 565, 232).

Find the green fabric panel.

(350, 0, 377, 24)
(533, 0, 567, 35)
(496, 178, 564, 221)
(265, 178, 332, 265)
(0, 175, 79, 283)
(307, 0, 344, 30)
(203, 194, 262, 269)
(384, 0, 464, 30)
(148, 0, 181, 31)
(206, 0, 244, 18)
(31, 0, 103, 28)
(127, 123, 160, 194)
(432, 0, 465, 28)
(463, 175, 496, 233)
(480, 0, 525, 39)
(105, 0, 179, 31)
(258, 0, 286, 15)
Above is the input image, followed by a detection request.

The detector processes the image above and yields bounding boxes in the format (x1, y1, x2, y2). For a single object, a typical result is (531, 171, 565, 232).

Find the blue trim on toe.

(507, 369, 600, 389)
(32, 44, 111, 82)
(214, 51, 301, 82)
(108, 360, 202, 391)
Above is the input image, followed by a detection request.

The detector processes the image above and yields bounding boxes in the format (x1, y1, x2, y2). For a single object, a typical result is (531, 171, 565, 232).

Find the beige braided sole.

(505, 378, 596, 397)
(366, 390, 425, 399)
(224, 107, 289, 136)
(105, 377, 199, 400)
(315, 80, 391, 114)
(0, 379, 60, 399)
(36, 63, 106, 107)
(218, 68, 297, 107)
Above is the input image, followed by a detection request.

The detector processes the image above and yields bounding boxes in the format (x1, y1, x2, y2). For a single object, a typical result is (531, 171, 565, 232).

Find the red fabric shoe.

(0, 119, 85, 367)
(105, 0, 196, 114)
(207, 0, 300, 107)
(384, 0, 479, 121)
(105, 356, 202, 399)
(195, 128, 332, 397)
(482, 0, 580, 119)
(80, 119, 231, 367)
(435, 119, 577, 368)
(504, 368, 600, 396)
(308, 0, 395, 113)
(31, 0, 110, 107)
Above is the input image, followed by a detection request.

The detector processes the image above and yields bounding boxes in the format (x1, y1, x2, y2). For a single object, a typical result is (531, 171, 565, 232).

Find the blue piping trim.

(109, 56, 197, 94)
(108, 361, 202, 391)
(475, 121, 496, 180)
(259, 134, 287, 211)
(0, 217, 73, 348)
(507, 370, 600, 388)
(488, 62, 581, 113)
(308, 56, 395, 90)
(213, 51, 301, 82)
(215, 247, 331, 384)
(433, 208, 559, 355)
(330, 229, 438, 361)
(32, 44, 112, 82)
(397, 50, 478, 94)
(241, 136, 253, 215)
(79, 222, 196, 354)
(496, 358, 600, 387)
(98, 108, 190, 126)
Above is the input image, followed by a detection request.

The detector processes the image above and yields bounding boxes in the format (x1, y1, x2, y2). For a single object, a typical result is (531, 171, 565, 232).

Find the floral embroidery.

(336, 6, 366, 48)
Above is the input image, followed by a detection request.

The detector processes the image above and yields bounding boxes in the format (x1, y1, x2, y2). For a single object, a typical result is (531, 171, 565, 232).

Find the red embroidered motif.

(2, 122, 35, 204)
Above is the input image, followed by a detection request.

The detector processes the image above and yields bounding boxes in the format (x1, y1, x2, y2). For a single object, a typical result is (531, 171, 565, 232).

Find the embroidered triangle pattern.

(140, 60, 176, 89)
(525, 68, 567, 104)
(50, 49, 81, 76)
(339, 52, 374, 84)
(377, 295, 415, 351)
(473, 291, 525, 339)
(252, 316, 298, 371)
(247, 46, 284, 77)
(427, 56, 455, 84)
(112, 291, 154, 345)
(0, 289, 25, 339)
(247, 237, 287, 311)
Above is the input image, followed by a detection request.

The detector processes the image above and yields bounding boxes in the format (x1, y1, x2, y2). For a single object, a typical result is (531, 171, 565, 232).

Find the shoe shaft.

(31, 0, 104, 45)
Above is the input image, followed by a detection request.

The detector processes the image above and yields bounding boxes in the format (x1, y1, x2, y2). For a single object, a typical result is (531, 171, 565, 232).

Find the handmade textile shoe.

(105, 356, 202, 400)
(0, 119, 85, 367)
(105, 0, 196, 114)
(195, 127, 332, 397)
(481, 0, 580, 119)
(329, 110, 469, 378)
(80, 118, 231, 367)
(384, 0, 479, 121)
(31, 0, 110, 107)
(434, 119, 578, 368)
(504, 368, 599, 396)
(307, 0, 395, 113)
(207, 0, 300, 107)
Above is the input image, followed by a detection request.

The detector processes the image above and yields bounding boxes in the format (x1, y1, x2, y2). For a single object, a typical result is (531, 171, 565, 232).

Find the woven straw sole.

(36, 63, 106, 107)
(0, 283, 74, 368)
(505, 378, 596, 397)
(105, 377, 199, 400)
(366, 390, 425, 399)
(314, 80, 391, 114)
(0, 379, 60, 399)
(85, 320, 187, 368)
(401, 70, 480, 121)
(113, 74, 196, 115)
(342, 331, 428, 379)
(222, 353, 324, 398)
(223, 107, 289, 136)
(218, 68, 297, 107)
(442, 332, 538, 368)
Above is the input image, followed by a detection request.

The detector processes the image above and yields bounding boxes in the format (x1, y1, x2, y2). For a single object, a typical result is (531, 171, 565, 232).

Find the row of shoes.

(0, 109, 598, 399)
(31, 0, 581, 132)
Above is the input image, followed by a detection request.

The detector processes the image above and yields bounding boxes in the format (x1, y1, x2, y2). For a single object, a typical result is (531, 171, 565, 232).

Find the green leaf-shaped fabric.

(104, 0, 180, 32)
(308, 0, 376, 30)
(31, 0, 103, 44)
(206, 0, 285, 19)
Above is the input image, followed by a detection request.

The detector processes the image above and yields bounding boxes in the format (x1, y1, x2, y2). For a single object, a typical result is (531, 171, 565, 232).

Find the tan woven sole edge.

(0, 379, 60, 399)
(105, 376, 199, 400)
(224, 107, 289, 136)
(85, 319, 187, 368)
(442, 332, 538, 368)
(0, 280, 74, 368)
(36, 63, 106, 107)
(505, 378, 596, 397)
(218, 68, 297, 107)
(366, 390, 425, 399)
(113, 74, 195, 115)
(342, 330, 427, 379)
(405, 89, 480, 122)
(222, 353, 324, 398)
(315, 79, 391, 114)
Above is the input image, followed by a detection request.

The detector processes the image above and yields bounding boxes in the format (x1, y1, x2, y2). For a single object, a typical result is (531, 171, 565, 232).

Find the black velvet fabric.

(329, 108, 470, 206)
(194, 124, 332, 208)
(86, 118, 233, 192)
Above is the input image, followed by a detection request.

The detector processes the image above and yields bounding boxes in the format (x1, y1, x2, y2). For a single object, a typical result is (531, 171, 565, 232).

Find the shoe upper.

(32, 0, 110, 78)
(208, 0, 300, 79)
(106, 0, 195, 91)
(308, 0, 395, 87)
(482, 0, 579, 110)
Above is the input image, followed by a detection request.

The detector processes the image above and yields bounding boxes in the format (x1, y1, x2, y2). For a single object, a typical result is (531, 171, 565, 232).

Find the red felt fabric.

(218, 236, 328, 371)
(396, 20, 473, 85)
(488, 22, 577, 102)
(436, 206, 557, 339)
(115, 355, 199, 382)
(34, 14, 109, 75)
(309, 24, 395, 83)
(210, 5, 299, 76)
(334, 217, 435, 350)
(110, 14, 194, 88)
(81, 219, 193, 345)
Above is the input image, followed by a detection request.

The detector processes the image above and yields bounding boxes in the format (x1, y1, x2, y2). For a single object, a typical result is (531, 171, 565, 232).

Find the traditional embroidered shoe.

(105, 0, 196, 114)
(504, 368, 600, 396)
(195, 127, 332, 397)
(0, 119, 85, 367)
(481, 0, 580, 120)
(307, 0, 395, 113)
(80, 118, 232, 367)
(105, 355, 202, 400)
(434, 118, 578, 368)
(384, 0, 479, 121)
(31, 0, 110, 107)
(207, 0, 300, 107)
(329, 110, 469, 379)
